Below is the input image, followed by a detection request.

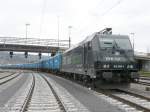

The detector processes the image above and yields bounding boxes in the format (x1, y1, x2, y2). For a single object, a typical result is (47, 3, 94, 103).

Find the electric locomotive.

(61, 28, 139, 83)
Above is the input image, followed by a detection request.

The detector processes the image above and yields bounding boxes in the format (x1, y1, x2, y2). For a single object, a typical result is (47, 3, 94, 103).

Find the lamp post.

(130, 33, 135, 51)
(57, 16, 60, 48)
(68, 26, 72, 48)
(26, 23, 30, 44)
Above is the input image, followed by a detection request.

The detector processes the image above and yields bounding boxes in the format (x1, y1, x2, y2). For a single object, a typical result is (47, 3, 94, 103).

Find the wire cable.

(77, 0, 124, 35)
(100, 0, 124, 17)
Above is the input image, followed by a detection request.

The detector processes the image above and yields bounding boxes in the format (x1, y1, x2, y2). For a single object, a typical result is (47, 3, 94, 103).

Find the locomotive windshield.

(99, 37, 132, 50)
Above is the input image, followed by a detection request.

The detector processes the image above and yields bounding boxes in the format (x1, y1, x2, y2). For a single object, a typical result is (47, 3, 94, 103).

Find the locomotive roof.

(64, 32, 128, 53)
(64, 32, 96, 53)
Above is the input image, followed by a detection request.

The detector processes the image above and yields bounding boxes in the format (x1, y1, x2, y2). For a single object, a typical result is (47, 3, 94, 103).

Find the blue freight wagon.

(53, 53, 62, 71)
(41, 59, 50, 70)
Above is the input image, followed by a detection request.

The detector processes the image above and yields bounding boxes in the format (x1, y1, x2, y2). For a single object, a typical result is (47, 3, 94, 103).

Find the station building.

(135, 52, 150, 72)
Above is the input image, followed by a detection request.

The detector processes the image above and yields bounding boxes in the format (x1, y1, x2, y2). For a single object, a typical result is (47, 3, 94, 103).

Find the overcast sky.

(0, 0, 149, 52)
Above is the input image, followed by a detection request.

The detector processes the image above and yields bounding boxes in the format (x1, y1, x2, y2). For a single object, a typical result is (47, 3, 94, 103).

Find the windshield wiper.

(113, 40, 120, 49)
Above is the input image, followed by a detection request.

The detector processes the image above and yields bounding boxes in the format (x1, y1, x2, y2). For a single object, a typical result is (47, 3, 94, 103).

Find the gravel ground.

(0, 72, 29, 107)
(128, 83, 150, 98)
(44, 73, 124, 112)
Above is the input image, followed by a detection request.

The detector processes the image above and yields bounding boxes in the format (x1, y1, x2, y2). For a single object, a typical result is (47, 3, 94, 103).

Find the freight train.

(0, 28, 139, 85)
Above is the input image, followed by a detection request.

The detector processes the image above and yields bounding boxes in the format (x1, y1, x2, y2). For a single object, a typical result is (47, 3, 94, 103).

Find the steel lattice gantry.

(0, 37, 69, 54)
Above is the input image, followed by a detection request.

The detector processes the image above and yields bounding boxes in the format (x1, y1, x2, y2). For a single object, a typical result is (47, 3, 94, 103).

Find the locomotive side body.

(61, 46, 85, 75)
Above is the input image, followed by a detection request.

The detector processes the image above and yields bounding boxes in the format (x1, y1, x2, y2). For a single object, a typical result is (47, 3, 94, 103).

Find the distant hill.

(0, 51, 50, 64)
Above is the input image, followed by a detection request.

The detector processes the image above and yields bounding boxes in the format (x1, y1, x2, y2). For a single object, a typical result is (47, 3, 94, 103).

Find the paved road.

(44, 73, 123, 112)
(0, 72, 29, 107)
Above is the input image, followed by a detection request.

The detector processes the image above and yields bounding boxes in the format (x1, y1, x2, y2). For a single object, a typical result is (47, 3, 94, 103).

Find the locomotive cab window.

(99, 37, 132, 50)
(114, 38, 132, 50)
(99, 38, 114, 49)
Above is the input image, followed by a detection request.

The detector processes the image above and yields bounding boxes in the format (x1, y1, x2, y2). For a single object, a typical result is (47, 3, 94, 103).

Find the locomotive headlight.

(103, 64, 110, 68)
(103, 64, 107, 68)
(130, 65, 133, 68)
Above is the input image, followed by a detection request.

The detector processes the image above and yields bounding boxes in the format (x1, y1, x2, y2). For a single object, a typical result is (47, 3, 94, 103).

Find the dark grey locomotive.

(61, 28, 139, 83)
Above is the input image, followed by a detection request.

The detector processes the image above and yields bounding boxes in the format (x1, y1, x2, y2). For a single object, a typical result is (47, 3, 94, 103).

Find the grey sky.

(0, 0, 149, 52)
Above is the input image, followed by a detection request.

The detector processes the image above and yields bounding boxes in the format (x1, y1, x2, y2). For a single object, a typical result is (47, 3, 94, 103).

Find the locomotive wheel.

(83, 75, 90, 86)
(92, 78, 96, 89)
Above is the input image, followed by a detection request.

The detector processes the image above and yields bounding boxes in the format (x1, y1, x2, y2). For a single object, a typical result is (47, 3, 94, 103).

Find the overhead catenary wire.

(77, 0, 124, 36)
(100, 0, 124, 17)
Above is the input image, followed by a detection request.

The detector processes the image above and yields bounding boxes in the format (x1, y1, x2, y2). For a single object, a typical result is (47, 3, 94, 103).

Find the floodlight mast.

(26, 23, 30, 44)
(68, 25, 72, 48)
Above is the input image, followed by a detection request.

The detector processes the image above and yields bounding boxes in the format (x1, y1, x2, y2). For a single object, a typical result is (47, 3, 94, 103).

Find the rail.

(42, 75, 67, 112)
(21, 74, 35, 112)
(101, 89, 150, 112)
(0, 72, 20, 85)
(0, 72, 16, 80)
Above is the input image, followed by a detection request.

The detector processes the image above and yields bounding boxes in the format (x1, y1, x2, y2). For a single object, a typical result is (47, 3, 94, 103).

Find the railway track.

(0, 72, 15, 79)
(138, 80, 150, 86)
(4, 73, 90, 112)
(111, 89, 150, 112)
(94, 88, 150, 112)
(138, 77, 150, 86)
(0, 72, 20, 85)
(140, 76, 150, 80)
(3, 73, 34, 111)
(3, 72, 150, 112)
(25, 74, 65, 112)
(50, 73, 150, 112)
